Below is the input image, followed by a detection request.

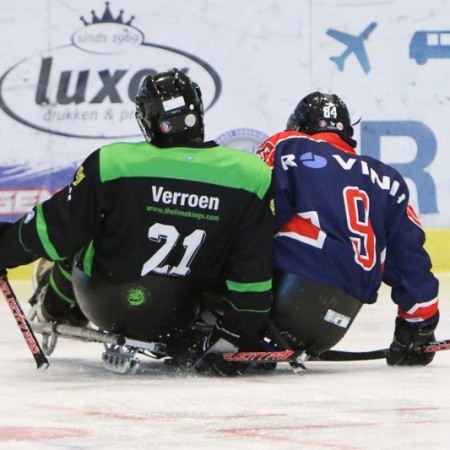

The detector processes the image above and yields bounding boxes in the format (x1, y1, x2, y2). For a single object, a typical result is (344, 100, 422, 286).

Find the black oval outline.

(0, 43, 221, 139)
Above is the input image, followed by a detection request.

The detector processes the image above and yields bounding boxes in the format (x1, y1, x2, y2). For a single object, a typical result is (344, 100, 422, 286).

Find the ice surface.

(1, 274, 450, 449)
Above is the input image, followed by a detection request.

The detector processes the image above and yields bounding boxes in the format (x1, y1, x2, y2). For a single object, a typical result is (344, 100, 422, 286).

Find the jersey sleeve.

(257, 132, 297, 231)
(382, 177, 439, 325)
(0, 150, 106, 266)
(256, 135, 276, 169)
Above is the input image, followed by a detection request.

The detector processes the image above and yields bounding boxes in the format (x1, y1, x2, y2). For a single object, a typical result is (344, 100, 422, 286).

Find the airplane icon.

(327, 22, 377, 74)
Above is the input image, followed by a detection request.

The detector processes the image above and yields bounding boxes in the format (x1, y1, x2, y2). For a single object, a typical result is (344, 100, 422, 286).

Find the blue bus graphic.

(410, 31, 450, 64)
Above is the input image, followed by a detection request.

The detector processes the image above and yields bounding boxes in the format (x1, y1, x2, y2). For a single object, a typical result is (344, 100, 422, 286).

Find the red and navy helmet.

(286, 91, 356, 148)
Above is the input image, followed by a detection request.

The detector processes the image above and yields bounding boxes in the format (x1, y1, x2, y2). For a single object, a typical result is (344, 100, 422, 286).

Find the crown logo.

(80, 2, 135, 26)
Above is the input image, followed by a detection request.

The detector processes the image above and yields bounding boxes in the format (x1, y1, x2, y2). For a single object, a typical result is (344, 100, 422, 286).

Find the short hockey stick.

(310, 339, 450, 362)
(415, 339, 450, 353)
(219, 339, 450, 364)
(0, 271, 49, 370)
(310, 349, 387, 361)
(221, 349, 304, 363)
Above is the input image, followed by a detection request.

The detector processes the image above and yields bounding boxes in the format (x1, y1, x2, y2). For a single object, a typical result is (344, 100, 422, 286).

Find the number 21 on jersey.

(141, 223, 206, 277)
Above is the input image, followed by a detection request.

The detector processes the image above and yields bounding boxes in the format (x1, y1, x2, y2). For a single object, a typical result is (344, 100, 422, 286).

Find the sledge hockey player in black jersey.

(0, 68, 274, 376)
(257, 92, 440, 366)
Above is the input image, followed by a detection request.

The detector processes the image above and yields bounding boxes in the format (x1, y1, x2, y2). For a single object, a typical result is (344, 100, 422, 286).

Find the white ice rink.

(1, 274, 450, 449)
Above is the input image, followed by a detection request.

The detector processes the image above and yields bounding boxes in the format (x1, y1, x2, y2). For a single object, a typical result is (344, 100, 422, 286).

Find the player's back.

(260, 131, 408, 302)
(80, 141, 273, 284)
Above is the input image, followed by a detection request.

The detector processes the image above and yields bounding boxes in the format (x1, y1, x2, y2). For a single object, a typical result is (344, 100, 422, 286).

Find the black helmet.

(286, 91, 356, 147)
(135, 68, 204, 146)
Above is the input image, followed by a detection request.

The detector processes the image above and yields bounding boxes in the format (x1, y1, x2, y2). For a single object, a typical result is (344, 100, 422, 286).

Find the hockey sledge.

(29, 318, 169, 375)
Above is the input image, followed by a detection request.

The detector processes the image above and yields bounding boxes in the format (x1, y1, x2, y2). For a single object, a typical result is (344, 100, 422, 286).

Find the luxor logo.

(0, 2, 221, 139)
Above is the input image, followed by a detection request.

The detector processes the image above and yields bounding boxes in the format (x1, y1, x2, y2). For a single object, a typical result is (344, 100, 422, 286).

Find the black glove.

(387, 313, 439, 366)
(194, 320, 249, 377)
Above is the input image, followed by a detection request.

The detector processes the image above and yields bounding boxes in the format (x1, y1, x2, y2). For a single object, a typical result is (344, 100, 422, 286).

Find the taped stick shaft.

(310, 349, 388, 361)
(311, 339, 450, 362)
(0, 272, 49, 370)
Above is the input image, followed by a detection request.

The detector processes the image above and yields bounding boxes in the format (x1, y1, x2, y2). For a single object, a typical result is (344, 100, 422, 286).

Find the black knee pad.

(72, 268, 200, 342)
(271, 271, 362, 354)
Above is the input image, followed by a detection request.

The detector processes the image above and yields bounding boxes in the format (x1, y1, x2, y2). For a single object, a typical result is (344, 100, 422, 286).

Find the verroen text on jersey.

(151, 186, 220, 210)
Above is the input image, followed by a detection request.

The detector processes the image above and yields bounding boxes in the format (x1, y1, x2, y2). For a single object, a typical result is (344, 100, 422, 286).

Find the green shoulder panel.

(99, 142, 271, 199)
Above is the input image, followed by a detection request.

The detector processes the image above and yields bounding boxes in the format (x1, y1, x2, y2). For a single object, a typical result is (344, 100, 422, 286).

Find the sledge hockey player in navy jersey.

(257, 91, 440, 366)
(0, 68, 274, 376)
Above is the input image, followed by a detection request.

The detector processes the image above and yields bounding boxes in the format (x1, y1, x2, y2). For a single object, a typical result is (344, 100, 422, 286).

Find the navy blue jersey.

(258, 130, 439, 325)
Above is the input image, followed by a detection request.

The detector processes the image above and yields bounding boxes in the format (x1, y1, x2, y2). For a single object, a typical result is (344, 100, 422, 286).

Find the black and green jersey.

(5, 140, 274, 334)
